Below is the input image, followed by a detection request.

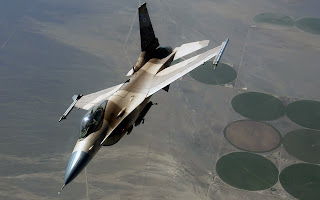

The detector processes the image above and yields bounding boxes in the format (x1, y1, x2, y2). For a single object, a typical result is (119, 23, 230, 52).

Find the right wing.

(59, 83, 123, 122)
(126, 40, 210, 77)
(147, 42, 227, 97)
(75, 84, 123, 110)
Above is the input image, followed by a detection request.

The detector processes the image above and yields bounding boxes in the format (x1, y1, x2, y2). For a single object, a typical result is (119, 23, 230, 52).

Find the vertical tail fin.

(139, 3, 159, 52)
(127, 3, 160, 76)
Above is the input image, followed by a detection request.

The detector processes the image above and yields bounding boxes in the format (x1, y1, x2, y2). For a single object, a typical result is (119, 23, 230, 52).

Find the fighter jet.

(58, 2, 228, 192)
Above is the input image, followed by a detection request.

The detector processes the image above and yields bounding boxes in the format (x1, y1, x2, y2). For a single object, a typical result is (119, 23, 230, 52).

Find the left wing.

(147, 42, 226, 97)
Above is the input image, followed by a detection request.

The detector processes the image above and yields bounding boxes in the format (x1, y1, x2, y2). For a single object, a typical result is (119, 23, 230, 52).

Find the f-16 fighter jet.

(58, 2, 228, 192)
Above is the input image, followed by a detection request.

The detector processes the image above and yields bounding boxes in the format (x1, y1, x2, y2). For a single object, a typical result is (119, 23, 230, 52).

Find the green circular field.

(189, 62, 237, 85)
(216, 152, 278, 191)
(224, 120, 282, 153)
(280, 163, 320, 200)
(295, 18, 320, 35)
(283, 129, 320, 164)
(231, 92, 285, 121)
(286, 100, 320, 130)
(253, 13, 294, 29)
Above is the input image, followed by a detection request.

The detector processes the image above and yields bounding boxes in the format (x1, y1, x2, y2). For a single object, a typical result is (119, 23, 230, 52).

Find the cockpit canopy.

(79, 100, 107, 138)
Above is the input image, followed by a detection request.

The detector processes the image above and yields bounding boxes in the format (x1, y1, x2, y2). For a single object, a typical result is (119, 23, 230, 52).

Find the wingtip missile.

(213, 38, 229, 68)
(58, 94, 83, 122)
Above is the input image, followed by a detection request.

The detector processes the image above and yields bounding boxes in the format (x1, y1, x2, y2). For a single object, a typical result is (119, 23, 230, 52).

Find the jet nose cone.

(64, 151, 90, 185)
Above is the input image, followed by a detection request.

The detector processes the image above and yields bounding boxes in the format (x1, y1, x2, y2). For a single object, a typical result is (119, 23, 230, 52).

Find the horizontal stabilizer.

(173, 40, 209, 61)
(126, 68, 134, 76)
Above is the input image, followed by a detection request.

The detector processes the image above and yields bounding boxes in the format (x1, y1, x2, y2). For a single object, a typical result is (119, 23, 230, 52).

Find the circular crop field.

(283, 129, 320, 164)
(280, 163, 320, 200)
(295, 18, 320, 35)
(253, 13, 294, 29)
(286, 100, 320, 130)
(189, 62, 237, 85)
(224, 120, 281, 153)
(231, 92, 285, 121)
(216, 152, 278, 191)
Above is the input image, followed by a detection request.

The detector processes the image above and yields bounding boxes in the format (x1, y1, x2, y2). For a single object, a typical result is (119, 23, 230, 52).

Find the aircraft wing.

(75, 84, 123, 110)
(147, 43, 224, 97)
(59, 83, 123, 122)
